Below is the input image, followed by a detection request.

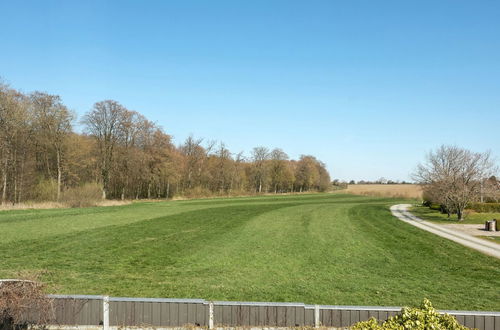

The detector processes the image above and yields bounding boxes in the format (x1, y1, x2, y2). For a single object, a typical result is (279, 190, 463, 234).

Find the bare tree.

(179, 135, 205, 191)
(269, 148, 290, 193)
(82, 100, 127, 199)
(0, 84, 32, 204)
(251, 146, 269, 193)
(31, 92, 74, 201)
(413, 145, 497, 220)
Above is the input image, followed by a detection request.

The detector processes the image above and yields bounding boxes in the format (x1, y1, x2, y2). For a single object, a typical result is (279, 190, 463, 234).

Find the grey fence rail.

(43, 295, 500, 329)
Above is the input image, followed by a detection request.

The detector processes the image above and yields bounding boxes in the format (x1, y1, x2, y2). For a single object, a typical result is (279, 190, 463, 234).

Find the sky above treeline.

(1, 0, 499, 182)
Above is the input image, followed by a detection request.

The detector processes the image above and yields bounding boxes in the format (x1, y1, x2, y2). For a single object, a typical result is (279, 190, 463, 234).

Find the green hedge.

(467, 202, 500, 213)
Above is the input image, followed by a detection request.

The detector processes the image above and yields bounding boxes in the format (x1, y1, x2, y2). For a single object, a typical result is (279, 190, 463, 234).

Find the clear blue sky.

(1, 0, 499, 181)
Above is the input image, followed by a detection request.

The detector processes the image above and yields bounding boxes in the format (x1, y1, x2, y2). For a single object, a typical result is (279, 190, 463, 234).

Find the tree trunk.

(102, 171, 109, 200)
(18, 156, 25, 203)
(2, 158, 8, 205)
(56, 148, 62, 201)
(457, 208, 464, 221)
(13, 175, 17, 205)
(13, 152, 17, 204)
(166, 181, 170, 199)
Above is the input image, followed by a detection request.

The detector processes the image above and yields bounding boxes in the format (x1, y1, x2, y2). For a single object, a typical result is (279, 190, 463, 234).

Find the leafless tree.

(0, 84, 32, 204)
(31, 92, 74, 201)
(269, 148, 291, 193)
(413, 145, 498, 220)
(82, 100, 127, 199)
(179, 135, 205, 191)
(251, 146, 270, 193)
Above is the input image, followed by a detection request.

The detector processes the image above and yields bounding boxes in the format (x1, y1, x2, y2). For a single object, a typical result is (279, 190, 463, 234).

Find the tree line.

(0, 82, 331, 204)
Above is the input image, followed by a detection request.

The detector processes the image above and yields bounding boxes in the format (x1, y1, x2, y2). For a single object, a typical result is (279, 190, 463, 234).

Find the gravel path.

(391, 204, 500, 259)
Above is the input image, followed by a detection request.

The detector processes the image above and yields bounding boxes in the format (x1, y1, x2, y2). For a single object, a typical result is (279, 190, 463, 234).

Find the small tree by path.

(413, 145, 497, 221)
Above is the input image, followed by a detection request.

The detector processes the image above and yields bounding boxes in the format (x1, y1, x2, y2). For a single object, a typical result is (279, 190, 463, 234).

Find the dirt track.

(391, 204, 500, 259)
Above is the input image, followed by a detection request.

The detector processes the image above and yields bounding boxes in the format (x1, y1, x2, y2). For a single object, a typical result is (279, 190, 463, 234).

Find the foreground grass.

(411, 205, 500, 224)
(0, 194, 499, 310)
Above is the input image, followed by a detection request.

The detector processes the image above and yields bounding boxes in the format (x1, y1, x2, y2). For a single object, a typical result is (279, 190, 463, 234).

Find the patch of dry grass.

(345, 184, 422, 199)
(0, 201, 64, 211)
(98, 200, 131, 207)
(0, 200, 131, 211)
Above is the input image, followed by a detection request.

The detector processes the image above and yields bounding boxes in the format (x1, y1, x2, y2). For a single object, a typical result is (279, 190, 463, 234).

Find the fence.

(41, 295, 500, 329)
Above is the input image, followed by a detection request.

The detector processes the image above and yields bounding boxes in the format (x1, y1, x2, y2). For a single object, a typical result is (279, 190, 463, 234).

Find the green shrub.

(31, 179, 58, 201)
(467, 202, 500, 213)
(351, 299, 470, 330)
(61, 183, 103, 208)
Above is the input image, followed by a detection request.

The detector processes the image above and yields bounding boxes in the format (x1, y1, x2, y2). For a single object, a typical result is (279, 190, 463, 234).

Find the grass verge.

(410, 205, 500, 225)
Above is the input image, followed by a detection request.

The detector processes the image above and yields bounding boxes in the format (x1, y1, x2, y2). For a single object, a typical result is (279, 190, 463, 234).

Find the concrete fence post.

(314, 304, 320, 328)
(209, 301, 214, 329)
(103, 296, 110, 330)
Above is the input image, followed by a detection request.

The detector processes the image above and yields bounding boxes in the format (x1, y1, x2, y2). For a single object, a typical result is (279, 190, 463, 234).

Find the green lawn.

(0, 194, 499, 311)
(410, 205, 500, 224)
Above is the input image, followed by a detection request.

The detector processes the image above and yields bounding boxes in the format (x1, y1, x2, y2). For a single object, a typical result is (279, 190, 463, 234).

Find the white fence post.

(103, 296, 110, 330)
(209, 301, 214, 329)
(208, 301, 214, 329)
(314, 304, 320, 328)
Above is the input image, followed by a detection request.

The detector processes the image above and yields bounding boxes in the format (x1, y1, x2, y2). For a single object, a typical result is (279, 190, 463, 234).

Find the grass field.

(344, 184, 423, 199)
(411, 205, 500, 225)
(0, 193, 499, 311)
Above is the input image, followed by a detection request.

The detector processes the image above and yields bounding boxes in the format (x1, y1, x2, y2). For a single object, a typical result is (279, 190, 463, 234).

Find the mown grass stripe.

(0, 193, 498, 311)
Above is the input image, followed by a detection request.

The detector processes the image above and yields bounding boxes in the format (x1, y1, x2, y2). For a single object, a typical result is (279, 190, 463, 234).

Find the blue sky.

(1, 0, 499, 181)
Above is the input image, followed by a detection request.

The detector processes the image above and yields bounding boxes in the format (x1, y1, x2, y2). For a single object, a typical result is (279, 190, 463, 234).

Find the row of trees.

(0, 82, 331, 204)
(413, 145, 499, 220)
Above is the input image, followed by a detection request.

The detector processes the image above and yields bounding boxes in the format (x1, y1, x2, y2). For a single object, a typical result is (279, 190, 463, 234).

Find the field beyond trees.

(344, 184, 423, 199)
(0, 193, 498, 311)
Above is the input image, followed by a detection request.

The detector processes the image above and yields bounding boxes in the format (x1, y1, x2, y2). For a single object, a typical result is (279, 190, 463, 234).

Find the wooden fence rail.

(41, 295, 500, 329)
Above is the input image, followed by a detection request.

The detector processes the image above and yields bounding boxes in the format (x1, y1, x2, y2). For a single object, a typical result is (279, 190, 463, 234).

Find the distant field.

(345, 184, 423, 199)
(0, 193, 499, 310)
